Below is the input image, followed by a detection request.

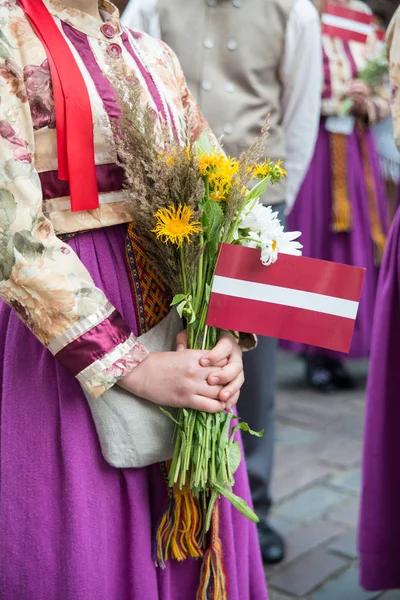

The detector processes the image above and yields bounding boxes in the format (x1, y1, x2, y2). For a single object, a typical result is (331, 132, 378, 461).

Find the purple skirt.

(0, 224, 268, 600)
(282, 122, 388, 359)
(359, 206, 400, 590)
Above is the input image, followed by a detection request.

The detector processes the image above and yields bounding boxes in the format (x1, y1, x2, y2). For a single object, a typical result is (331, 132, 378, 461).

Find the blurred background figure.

(283, 0, 391, 393)
(367, 0, 400, 223)
(122, 0, 322, 565)
(359, 5, 400, 592)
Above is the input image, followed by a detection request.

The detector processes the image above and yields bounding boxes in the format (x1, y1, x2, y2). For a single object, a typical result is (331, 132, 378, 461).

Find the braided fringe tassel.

(196, 503, 227, 600)
(356, 126, 386, 265)
(330, 133, 353, 233)
(155, 486, 204, 568)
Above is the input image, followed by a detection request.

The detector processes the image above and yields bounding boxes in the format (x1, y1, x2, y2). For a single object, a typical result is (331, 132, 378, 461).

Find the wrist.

(118, 355, 149, 396)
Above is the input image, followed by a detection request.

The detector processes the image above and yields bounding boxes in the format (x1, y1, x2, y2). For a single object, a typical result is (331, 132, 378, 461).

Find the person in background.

(283, 0, 390, 392)
(359, 6, 400, 591)
(367, 0, 400, 223)
(123, 0, 322, 565)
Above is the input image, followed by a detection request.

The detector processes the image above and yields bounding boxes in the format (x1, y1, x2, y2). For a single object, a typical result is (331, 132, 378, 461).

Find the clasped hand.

(119, 331, 244, 413)
(346, 79, 372, 117)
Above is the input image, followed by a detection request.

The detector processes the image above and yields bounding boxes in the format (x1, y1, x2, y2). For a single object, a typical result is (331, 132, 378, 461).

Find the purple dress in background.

(359, 203, 400, 590)
(0, 225, 268, 599)
(282, 122, 388, 360)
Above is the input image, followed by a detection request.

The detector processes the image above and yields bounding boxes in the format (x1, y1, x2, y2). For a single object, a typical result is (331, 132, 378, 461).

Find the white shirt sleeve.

(121, 0, 161, 38)
(281, 0, 322, 213)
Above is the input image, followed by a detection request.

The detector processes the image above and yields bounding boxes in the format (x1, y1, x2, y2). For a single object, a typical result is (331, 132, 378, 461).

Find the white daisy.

(260, 229, 302, 266)
(239, 201, 279, 234)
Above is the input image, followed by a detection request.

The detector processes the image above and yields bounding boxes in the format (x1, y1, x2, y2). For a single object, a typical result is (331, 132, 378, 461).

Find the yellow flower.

(249, 159, 287, 183)
(198, 152, 238, 179)
(198, 152, 238, 201)
(198, 152, 223, 176)
(208, 176, 231, 202)
(152, 204, 202, 247)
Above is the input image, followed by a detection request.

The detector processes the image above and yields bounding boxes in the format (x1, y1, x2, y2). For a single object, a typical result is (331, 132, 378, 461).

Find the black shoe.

(257, 522, 285, 564)
(325, 357, 355, 390)
(306, 355, 336, 392)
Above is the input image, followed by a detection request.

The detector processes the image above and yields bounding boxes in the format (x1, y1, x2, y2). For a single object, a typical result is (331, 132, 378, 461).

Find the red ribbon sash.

(18, 0, 99, 212)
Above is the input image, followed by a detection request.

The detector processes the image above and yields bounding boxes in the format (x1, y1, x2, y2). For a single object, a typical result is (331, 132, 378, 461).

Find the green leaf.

(183, 308, 196, 324)
(159, 407, 181, 427)
(175, 300, 186, 318)
(338, 98, 354, 117)
(213, 483, 259, 523)
(194, 130, 214, 155)
(205, 283, 212, 304)
(171, 294, 187, 306)
(219, 411, 233, 454)
(203, 199, 224, 243)
(228, 441, 241, 475)
(231, 421, 264, 441)
(245, 176, 270, 202)
(228, 330, 239, 340)
(205, 490, 219, 533)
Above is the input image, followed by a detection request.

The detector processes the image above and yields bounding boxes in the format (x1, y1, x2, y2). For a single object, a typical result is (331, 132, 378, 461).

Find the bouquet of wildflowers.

(339, 48, 389, 116)
(115, 83, 302, 575)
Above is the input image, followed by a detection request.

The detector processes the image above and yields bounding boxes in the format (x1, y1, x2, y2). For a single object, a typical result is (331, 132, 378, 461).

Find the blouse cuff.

(78, 335, 149, 398)
(48, 303, 149, 398)
(365, 97, 390, 125)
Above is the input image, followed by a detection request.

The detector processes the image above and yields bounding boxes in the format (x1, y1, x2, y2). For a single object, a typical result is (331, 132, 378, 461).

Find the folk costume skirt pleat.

(0, 224, 268, 600)
(282, 121, 388, 360)
(359, 205, 400, 590)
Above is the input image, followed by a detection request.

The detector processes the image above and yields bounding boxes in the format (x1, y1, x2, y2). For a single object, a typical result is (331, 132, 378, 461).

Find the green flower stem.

(180, 244, 188, 293)
(338, 98, 354, 117)
(194, 236, 205, 313)
(235, 237, 262, 245)
(224, 176, 271, 245)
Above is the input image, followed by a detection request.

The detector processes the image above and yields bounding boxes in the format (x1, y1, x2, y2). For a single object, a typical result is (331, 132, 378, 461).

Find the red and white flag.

(206, 244, 365, 354)
(322, 3, 373, 44)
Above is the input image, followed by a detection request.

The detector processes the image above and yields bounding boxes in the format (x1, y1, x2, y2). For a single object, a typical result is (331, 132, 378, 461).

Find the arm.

(361, 28, 392, 125)
(121, 0, 161, 38)
(0, 45, 149, 399)
(280, 0, 323, 213)
(387, 7, 400, 149)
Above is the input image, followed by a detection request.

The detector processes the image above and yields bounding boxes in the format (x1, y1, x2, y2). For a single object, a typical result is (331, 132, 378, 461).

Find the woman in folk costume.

(284, 0, 390, 391)
(0, 1, 268, 599)
(359, 7, 400, 591)
(367, 0, 400, 223)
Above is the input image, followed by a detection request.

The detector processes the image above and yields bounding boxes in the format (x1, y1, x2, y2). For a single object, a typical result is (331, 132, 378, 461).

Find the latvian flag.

(322, 2, 373, 44)
(206, 244, 365, 354)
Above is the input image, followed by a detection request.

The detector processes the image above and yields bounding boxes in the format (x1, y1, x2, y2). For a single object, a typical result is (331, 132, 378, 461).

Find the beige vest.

(159, 0, 294, 204)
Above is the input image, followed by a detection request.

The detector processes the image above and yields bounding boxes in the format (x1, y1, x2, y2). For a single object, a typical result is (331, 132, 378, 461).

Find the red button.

(107, 43, 122, 58)
(101, 23, 116, 39)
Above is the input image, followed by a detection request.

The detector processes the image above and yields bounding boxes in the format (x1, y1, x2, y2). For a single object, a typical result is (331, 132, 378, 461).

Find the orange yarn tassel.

(196, 502, 227, 600)
(155, 485, 204, 568)
(356, 126, 386, 265)
(330, 133, 352, 233)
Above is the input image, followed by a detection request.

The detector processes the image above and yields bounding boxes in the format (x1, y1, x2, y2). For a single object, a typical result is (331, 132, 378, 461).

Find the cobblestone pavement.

(265, 352, 400, 600)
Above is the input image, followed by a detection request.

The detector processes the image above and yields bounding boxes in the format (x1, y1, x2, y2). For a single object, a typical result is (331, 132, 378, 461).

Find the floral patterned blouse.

(0, 0, 209, 398)
(321, 0, 390, 123)
(387, 7, 400, 149)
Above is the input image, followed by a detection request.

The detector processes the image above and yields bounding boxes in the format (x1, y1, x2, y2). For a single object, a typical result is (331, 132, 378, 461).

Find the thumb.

(176, 329, 188, 351)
